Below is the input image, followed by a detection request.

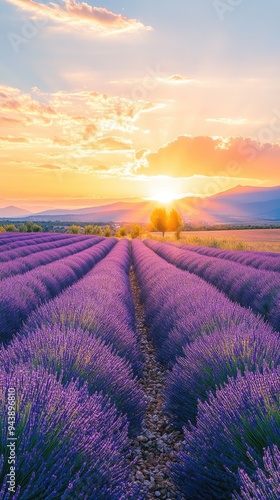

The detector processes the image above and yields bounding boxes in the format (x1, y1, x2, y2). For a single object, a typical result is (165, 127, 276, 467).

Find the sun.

(152, 190, 176, 204)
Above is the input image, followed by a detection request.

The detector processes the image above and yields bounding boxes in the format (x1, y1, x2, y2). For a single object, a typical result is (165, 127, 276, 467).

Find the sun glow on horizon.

(150, 190, 178, 204)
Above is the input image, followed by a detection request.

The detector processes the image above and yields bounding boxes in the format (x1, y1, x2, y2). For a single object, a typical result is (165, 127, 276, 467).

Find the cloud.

(110, 73, 195, 89)
(4, 0, 152, 34)
(37, 163, 62, 170)
(166, 74, 193, 84)
(86, 137, 132, 151)
(135, 148, 150, 160)
(0, 116, 23, 126)
(0, 136, 29, 143)
(0, 85, 158, 141)
(137, 135, 280, 183)
(0, 85, 56, 126)
(0, 84, 163, 181)
(83, 124, 97, 140)
(52, 137, 71, 147)
(207, 117, 248, 125)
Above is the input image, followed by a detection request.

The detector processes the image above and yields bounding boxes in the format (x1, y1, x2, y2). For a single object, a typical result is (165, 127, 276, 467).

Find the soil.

(129, 268, 183, 499)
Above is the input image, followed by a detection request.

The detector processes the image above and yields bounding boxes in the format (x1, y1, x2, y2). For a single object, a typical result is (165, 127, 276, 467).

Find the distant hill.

(201, 186, 280, 224)
(209, 185, 280, 203)
(0, 206, 33, 218)
(1, 186, 280, 224)
(26, 201, 157, 223)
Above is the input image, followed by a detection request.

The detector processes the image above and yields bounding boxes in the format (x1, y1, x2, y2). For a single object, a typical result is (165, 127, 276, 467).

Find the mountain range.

(0, 186, 279, 225)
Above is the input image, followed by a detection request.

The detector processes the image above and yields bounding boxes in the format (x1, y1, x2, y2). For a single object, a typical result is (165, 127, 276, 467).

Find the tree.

(18, 222, 42, 232)
(67, 225, 81, 234)
(92, 225, 103, 236)
(85, 225, 103, 235)
(0, 226, 5, 232)
(26, 221, 34, 232)
(150, 208, 168, 237)
(32, 223, 43, 232)
(130, 224, 144, 239)
(84, 225, 94, 235)
(18, 223, 27, 232)
(168, 209, 183, 239)
(104, 225, 111, 237)
(4, 224, 17, 232)
(119, 226, 127, 237)
(116, 226, 127, 238)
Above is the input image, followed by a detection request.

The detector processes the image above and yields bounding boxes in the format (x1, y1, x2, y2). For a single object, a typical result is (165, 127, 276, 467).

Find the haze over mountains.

(0, 186, 279, 225)
(0, 206, 33, 218)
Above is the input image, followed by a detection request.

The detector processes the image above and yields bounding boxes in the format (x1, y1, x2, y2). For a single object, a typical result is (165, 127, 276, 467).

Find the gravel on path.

(129, 268, 183, 499)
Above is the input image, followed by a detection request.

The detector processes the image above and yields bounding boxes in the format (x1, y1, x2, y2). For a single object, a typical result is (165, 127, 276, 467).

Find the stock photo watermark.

(130, 64, 163, 100)
(6, 387, 17, 493)
(8, 15, 48, 54)
(213, 0, 245, 22)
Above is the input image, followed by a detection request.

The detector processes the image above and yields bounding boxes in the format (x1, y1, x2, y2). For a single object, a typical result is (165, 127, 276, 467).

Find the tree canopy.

(150, 208, 169, 237)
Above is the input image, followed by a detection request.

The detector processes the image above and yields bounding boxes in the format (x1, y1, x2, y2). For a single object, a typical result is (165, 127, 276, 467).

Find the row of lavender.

(145, 239, 280, 331)
(132, 240, 280, 499)
(0, 234, 92, 261)
(0, 237, 115, 343)
(0, 235, 104, 280)
(0, 240, 146, 498)
(0, 233, 73, 252)
(170, 240, 280, 272)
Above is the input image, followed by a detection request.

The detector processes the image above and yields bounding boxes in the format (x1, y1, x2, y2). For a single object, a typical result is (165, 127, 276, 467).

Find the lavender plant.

(131, 240, 274, 368)
(22, 240, 143, 376)
(171, 241, 280, 272)
(171, 368, 280, 499)
(1, 325, 146, 436)
(0, 236, 103, 279)
(233, 445, 280, 500)
(0, 238, 117, 343)
(166, 323, 280, 428)
(0, 364, 138, 499)
(145, 239, 280, 330)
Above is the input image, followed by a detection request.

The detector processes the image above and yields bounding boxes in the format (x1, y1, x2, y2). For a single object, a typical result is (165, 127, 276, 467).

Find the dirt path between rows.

(129, 268, 183, 499)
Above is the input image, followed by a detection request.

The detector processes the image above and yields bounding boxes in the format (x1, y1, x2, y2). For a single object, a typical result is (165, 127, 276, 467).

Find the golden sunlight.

(151, 190, 177, 204)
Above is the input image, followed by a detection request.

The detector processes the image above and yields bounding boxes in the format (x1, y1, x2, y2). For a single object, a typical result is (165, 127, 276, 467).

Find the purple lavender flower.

(0, 238, 117, 343)
(0, 364, 138, 499)
(22, 240, 143, 376)
(0, 235, 102, 270)
(233, 445, 280, 499)
(171, 241, 280, 273)
(166, 323, 280, 428)
(131, 240, 274, 368)
(0, 233, 77, 255)
(144, 239, 280, 330)
(171, 368, 280, 499)
(1, 325, 146, 436)
(0, 232, 70, 250)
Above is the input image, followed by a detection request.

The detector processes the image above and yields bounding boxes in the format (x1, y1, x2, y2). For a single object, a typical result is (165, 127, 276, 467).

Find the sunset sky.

(1, 0, 280, 210)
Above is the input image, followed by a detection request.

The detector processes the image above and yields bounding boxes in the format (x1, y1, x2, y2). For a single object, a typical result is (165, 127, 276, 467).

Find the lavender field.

(1, 233, 280, 499)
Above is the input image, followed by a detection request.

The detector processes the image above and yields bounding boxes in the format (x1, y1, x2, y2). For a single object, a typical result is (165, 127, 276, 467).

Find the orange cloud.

(0, 85, 56, 126)
(0, 116, 22, 126)
(82, 124, 97, 140)
(4, 0, 152, 34)
(37, 163, 62, 170)
(0, 84, 162, 183)
(138, 135, 280, 183)
(86, 137, 132, 151)
(135, 148, 150, 160)
(0, 136, 29, 143)
(207, 117, 248, 125)
(52, 137, 71, 147)
(166, 74, 193, 84)
(0, 85, 158, 141)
